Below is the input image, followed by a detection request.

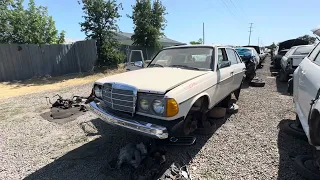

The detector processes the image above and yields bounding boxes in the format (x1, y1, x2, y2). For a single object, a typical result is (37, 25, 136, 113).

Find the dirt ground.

(0, 67, 125, 99)
(0, 57, 312, 180)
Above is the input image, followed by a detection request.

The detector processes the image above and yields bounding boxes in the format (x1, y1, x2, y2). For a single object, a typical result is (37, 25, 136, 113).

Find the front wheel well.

(191, 96, 209, 112)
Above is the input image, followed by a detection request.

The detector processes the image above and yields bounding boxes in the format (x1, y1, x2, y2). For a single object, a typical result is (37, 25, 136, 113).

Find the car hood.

(95, 67, 210, 94)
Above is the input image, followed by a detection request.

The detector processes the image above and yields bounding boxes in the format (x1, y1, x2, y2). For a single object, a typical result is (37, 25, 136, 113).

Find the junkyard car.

(273, 39, 309, 69)
(89, 45, 245, 139)
(293, 27, 320, 150)
(279, 45, 314, 82)
(292, 27, 320, 176)
(236, 47, 259, 80)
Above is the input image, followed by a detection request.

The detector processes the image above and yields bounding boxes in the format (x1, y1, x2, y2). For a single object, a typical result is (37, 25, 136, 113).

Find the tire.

(279, 69, 288, 82)
(249, 79, 265, 87)
(294, 155, 320, 180)
(280, 120, 307, 140)
(309, 111, 320, 146)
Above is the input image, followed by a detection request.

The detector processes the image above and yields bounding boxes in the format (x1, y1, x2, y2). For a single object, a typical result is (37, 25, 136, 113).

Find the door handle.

(230, 72, 234, 75)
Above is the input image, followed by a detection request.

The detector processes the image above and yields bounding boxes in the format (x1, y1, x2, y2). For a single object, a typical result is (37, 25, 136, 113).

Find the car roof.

(163, 44, 233, 50)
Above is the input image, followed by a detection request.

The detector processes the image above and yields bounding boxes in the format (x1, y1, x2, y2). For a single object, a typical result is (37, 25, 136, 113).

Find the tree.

(129, 0, 167, 48)
(297, 35, 316, 44)
(0, 0, 65, 44)
(190, 38, 203, 45)
(79, 0, 125, 67)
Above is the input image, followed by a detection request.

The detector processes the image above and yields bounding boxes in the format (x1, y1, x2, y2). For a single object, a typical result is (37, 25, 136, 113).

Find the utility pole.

(258, 37, 260, 46)
(248, 23, 253, 45)
(203, 22, 205, 44)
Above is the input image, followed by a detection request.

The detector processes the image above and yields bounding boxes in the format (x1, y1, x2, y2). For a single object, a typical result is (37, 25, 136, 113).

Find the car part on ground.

(158, 163, 191, 180)
(249, 78, 266, 87)
(42, 94, 90, 123)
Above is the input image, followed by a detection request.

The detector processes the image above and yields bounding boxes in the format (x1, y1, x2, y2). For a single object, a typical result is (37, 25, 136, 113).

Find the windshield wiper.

(148, 64, 163, 67)
(169, 65, 199, 70)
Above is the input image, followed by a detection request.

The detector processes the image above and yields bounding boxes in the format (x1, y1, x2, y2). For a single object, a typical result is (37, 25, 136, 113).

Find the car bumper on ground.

(89, 101, 169, 139)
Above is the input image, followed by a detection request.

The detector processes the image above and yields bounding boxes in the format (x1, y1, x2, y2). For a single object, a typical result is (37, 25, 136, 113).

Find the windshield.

(148, 47, 213, 70)
(236, 48, 252, 56)
(293, 46, 314, 55)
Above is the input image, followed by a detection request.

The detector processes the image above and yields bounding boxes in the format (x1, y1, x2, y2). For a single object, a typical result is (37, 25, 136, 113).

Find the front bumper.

(89, 101, 169, 139)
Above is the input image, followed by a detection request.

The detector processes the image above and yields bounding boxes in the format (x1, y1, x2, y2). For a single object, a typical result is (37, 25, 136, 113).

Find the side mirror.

(219, 61, 231, 68)
(134, 61, 144, 68)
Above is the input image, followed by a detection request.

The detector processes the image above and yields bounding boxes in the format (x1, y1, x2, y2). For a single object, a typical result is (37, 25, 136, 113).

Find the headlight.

(139, 99, 149, 111)
(152, 100, 165, 114)
(94, 85, 102, 98)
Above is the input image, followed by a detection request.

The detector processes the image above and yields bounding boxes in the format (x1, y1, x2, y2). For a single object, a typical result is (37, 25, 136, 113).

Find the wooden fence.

(0, 40, 97, 82)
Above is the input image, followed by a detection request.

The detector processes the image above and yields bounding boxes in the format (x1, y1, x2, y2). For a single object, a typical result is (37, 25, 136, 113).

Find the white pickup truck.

(89, 45, 245, 139)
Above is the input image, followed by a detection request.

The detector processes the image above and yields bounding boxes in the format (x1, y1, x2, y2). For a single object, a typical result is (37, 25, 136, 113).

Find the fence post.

(74, 42, 82, 74)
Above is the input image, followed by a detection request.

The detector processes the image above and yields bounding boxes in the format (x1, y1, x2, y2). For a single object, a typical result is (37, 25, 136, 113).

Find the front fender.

(180, 92, 211, 119)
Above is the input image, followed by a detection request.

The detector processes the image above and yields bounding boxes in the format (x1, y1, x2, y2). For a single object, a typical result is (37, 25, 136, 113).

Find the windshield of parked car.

(293, 46, 314, 55)
(148, 47, 213, 70)
(236, 48, 252, 56)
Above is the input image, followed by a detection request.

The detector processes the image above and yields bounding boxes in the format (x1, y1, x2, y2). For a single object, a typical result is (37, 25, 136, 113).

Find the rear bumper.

(89, 101, 169, 139)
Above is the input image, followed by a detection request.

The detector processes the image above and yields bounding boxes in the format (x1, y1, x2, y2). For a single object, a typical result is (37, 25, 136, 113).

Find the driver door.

(216, 48, 234, 101)
(126, 50, 145, 71)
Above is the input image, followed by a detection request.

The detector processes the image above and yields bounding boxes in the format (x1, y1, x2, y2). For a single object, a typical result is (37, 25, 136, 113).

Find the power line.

(227, 0, 241, 16)
(220, 0, 239, 21)
(248, 23, 253, 45)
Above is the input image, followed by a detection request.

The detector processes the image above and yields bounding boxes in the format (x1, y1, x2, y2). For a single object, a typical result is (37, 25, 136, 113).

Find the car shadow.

(277, 119, 312, 180)
(25, 114, 232, 180)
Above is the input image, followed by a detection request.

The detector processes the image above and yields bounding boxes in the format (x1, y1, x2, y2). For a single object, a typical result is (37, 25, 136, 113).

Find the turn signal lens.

(166, 98, 179, 117)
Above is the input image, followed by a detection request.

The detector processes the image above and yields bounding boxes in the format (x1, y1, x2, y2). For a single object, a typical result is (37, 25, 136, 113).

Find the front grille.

(102, 83, 137, 114)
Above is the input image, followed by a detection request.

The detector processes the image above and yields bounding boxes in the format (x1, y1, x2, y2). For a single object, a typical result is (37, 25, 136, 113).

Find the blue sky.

(25, 0, 320, 46)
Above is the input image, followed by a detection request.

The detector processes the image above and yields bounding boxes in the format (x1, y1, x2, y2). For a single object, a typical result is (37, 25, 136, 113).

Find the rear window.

(293, 46, 314, 55)
(236, 48, 252, 56)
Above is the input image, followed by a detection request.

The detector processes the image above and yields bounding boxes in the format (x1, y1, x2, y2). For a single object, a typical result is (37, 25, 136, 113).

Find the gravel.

(0, 57, 313, 180)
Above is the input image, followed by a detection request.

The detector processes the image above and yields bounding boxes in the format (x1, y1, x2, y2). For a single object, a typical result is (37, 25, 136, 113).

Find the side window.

(308, 43, 320, 60)
(226, 49, 238, 65)
(234, 50, 242, 63)
(218, 48, 230, 69)
(314, 52, 320, 65)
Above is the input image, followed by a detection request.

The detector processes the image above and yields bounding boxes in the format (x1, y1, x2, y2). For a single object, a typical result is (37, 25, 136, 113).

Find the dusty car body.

(236, 47, 259, 80)
(273, 39, 309, 69)
(89, 45, 245, 139)
(293, 27, 320, 150)
(279, 45, 314, 82)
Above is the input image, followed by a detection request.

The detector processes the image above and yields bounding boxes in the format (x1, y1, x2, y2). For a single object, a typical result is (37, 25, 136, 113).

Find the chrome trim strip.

(89, 102, 168, 139)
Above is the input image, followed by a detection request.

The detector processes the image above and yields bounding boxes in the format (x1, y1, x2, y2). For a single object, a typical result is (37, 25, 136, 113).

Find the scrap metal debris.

(158, 163, 191, 180)
(41, 94, 91, 124)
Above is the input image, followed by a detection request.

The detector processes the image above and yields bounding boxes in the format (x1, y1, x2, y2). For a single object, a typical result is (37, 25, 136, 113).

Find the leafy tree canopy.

(0, 0, 65, 44)
(190, 38, 203, 45)
(297, 34, 316, 44)
(128, 0, 167, 48)
(79, 0, 124, 67)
